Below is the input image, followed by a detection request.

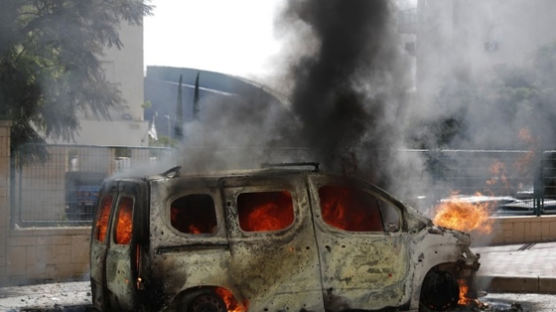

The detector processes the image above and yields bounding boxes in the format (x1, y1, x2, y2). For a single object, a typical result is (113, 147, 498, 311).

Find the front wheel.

(186, 292, 227, 312)
(419, 270, 459, 311)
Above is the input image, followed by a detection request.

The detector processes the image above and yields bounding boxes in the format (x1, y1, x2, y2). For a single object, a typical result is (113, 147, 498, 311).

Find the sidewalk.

(473, 241, 556, 293)
(0, 281, 91, 311)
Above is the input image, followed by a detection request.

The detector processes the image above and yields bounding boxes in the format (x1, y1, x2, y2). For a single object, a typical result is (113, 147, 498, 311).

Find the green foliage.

(0, 0, 152, 155)
(141, 100, 152, 109)
(149, 135, 177, 148)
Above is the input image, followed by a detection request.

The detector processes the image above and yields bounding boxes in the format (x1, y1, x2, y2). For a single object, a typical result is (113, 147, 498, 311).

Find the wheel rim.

(188, 293, 227, 312)
(420, 270, 459, 311)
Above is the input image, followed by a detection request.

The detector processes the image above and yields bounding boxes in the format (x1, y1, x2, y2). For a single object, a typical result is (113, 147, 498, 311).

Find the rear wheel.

(419, 269, 459, 311)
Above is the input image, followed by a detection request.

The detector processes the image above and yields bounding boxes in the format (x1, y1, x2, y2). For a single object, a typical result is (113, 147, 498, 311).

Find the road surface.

(1, 281, 556, 311)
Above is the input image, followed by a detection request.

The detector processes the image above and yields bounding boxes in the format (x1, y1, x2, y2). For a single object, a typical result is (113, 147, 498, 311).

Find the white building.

(49, 21, 148, 147)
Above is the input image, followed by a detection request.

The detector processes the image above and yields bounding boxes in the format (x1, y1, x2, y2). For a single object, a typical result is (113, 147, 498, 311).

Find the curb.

(476, 275, 556, 294)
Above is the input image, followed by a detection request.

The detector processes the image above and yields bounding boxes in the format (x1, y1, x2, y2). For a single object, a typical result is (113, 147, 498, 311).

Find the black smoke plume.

(280, 0, 407, 184)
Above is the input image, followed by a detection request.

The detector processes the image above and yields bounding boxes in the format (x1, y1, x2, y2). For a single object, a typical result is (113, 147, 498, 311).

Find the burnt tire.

(186, 292, 227, 312)
(419, 270, 459, 311)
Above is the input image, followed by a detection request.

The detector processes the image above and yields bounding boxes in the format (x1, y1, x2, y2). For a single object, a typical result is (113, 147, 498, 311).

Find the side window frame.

(223, 184, 300, 237)
(310, 176, 404, 235)
(165, 189, 225, 238)
(236, 190, 295, 233)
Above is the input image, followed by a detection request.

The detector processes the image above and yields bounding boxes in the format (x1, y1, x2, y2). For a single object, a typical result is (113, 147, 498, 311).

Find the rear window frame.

(165, 189, 224, 238)
(94, 193, 115, 243)
(112, 195, 136, 245)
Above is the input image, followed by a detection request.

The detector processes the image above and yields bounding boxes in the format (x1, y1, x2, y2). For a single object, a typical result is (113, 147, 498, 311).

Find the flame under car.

(90, 165, 480, 312)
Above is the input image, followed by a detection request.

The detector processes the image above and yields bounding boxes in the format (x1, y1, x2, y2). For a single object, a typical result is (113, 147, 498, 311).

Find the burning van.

(90, 163, 480, 312)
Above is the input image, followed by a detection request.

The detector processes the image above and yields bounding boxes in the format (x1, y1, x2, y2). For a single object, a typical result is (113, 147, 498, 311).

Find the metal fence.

(402, 149, 544, 215)
(10, 145, 556, 226)
(11, 144, 172, 226)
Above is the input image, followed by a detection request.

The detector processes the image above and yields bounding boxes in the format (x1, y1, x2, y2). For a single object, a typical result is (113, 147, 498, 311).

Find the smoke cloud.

(177, 0, 415, 195)
(278, 0, 410, 182)
(180, 0, 556, 213)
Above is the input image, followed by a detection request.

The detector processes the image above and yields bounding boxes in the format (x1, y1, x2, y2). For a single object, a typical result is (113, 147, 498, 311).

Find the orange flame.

(433, 193, 493, 233)
(238, 192, 294, 232)
(319, 185, 383, 231)
(214, 287, 248, 312)
(187, 224, 202, 234)
(115, 197, 133, 244)
(485, 160, 509, 190)
(95, 196, 113, 242)
(518, 128, 533, 143)
(514, 128, 537, 175)
(458, 279, 488, 308)
(458, 279, 471, 305)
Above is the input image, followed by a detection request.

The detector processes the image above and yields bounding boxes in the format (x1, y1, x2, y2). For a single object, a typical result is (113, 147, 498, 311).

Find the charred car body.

(90, 164, 479, 312)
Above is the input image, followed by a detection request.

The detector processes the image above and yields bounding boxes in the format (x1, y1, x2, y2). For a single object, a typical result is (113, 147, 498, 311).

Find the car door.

(90, 181, 117, 310)
(308, 175, 410, 311)
(105, 180, 147, 311)
(221, 175, 325, 311)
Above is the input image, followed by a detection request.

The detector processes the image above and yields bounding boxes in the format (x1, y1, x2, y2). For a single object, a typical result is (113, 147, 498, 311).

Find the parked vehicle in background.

(65, 171, 106, 221)
(90, 163, 479, 312)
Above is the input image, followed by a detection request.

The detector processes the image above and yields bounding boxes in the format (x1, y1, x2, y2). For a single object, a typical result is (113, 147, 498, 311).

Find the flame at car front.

(433, 193, 494, 233)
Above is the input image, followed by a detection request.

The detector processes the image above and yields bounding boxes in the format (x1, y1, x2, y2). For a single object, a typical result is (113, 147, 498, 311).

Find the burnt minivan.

(90, 164, 480, 312)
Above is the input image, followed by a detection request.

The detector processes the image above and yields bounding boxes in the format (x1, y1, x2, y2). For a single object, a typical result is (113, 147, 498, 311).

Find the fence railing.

(10, 145, 556, 226)
(11, 144, 171, 226)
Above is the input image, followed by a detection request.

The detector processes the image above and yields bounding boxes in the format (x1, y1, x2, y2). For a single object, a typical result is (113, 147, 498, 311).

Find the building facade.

(48, 21, 148, 147)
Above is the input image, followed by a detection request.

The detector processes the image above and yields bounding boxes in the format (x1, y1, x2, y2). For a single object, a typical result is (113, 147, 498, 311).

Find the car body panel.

(90, 168, 479, 312)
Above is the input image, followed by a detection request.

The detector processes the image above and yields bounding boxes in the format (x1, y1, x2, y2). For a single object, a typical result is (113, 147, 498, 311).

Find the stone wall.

(472, 215, 556, 246)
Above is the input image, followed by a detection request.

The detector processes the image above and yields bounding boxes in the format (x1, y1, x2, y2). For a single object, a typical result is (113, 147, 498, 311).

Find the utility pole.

(174, 74, 184, 140)
(193, 72, 200, 120)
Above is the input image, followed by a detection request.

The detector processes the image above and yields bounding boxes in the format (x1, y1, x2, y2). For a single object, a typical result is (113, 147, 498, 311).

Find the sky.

(144, 0, 418, 78)
(144, 0, 286, 78)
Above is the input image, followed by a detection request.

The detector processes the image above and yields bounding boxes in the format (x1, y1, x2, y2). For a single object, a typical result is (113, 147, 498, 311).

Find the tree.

(0, 0, 152, 158)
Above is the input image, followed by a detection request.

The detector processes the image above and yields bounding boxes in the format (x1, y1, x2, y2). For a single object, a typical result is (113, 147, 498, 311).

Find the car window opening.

(238, 191, 294, 232)
(115, 197, 134, 244)
(95, 195, 113, 242)
(171, 194, 217, 234)
(319, 185, 384, 232)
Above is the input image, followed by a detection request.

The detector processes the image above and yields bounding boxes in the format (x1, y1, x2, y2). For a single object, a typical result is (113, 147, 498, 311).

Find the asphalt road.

(2, 281, 556, 312)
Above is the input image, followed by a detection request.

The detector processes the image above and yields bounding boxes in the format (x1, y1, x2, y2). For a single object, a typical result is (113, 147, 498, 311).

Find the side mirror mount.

(385, 222, 400, 233)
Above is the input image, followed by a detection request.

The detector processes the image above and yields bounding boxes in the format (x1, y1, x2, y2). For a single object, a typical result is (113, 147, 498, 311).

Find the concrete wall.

(472, 215, 556, 246)
(0, 121, 11, 286)
(0, 122, 90, 286)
